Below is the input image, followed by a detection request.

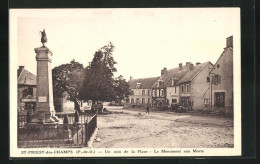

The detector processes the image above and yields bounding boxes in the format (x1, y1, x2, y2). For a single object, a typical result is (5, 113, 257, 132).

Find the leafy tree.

(79, 42, 117, 104)
(52, 59, 84, 112)
(113, 75, 131, 101)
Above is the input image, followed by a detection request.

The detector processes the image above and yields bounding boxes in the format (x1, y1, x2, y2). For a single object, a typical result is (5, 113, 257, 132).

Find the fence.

(17, 113, 97, 148)
(85, 113, 97, 143)
(18, 114, 28, 128)
(55, 111, 95, 125)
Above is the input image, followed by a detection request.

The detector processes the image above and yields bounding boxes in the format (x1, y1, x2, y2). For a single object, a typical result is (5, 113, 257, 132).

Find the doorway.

(214, 92, 225, 107)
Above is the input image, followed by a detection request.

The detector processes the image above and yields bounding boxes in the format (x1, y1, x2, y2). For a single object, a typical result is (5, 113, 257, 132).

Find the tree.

(52, 59, 84, 112)
(113, 75, 131, 101)
(79, 42, 117, 103)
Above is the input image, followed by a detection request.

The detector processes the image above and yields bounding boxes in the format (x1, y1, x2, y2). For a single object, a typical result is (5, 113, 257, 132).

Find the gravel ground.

(92, 106, 234, 148)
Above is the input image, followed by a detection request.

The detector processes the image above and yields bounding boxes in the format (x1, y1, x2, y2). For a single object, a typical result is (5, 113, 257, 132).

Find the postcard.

(10, 8, 241, 157)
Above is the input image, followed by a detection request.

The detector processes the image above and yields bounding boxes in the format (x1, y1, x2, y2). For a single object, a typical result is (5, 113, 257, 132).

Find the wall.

(128, 89, 153, 106)
(191, 63, 213, 110)
(17, 85, 36, 113)
(211, 48, 233, 110)
(166, 86, 179, 106)
(151, 88, 166, 107)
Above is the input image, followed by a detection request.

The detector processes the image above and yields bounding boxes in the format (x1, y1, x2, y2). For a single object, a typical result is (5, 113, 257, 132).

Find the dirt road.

(93, 106, 233, 148)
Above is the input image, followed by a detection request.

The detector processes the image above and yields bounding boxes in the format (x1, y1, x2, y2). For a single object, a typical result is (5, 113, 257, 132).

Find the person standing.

(146, 105, 150, 114)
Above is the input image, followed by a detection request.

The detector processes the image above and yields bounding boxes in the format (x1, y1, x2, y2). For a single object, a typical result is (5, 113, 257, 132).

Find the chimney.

(186, 62, 194, 70)
(196, 62, 201, 65)
(179, 63, 182, 70)
(161, 67, 167, 76)
(189, 63, 194, 70)
(130, 76, 133, 80)
(226, 36, 233, 48)
(164, 67, 167, 74)
(19, 66, 24, 70)
(18, 66, 24, 77)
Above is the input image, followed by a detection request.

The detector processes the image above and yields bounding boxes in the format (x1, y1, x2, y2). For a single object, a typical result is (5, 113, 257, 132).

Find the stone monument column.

(32, 46, 56, 123)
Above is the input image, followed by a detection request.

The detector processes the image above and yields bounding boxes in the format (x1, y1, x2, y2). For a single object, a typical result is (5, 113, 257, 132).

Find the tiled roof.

(152, 65, 190, 88)
(18, 68, 37, 85)
(176, 62, 212, 84)
(129, 77, 160, 89)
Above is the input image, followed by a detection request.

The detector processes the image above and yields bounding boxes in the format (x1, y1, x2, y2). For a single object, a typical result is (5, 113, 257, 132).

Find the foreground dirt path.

(93, 106, 233, 148)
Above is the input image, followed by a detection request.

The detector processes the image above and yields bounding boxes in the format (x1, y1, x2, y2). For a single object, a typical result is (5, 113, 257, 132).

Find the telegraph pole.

(208, 66, 215, 110)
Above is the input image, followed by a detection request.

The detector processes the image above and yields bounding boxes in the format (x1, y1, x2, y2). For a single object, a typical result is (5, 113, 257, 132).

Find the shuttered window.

(213, 75, 221, 85)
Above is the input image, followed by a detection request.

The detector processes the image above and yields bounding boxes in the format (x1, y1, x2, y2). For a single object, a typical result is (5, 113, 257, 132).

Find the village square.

(12, 9, 238, 151)
(17, 33, 234, 148)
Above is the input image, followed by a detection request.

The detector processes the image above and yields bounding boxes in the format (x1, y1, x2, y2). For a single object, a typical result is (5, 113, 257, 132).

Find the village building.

(127, 76, 160, 107)
(151, 65, 190, 108)
(209, 36, 233, 112)
(176, 61, 214, 110)
(17, 66, 37, 114)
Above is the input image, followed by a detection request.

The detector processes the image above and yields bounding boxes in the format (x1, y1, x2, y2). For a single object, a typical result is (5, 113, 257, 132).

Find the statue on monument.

(40, 29, 47, 47)
(30, 29, 60, 124)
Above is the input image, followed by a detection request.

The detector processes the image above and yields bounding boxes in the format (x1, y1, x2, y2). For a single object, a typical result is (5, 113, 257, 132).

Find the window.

(142, 98, 145, 104)
(181, 85, 184, 93)
(136, 83, 141, 89)
(207, 77, 210, 82)
(148, 98, 150, 104)
(131, 98, 134, 104)
(204, 98, 209, 105)
(172, 99, 177, 103)
(136, 98, 140, 104)
(28, 87, 33, 95)
(148, 90, 150, 96)
(167, 99, 169, 105)
(186, 84, 190, 93)
(174, 87, 176, 93)
(157, 90, 159, 97)
(216, 75, 221, 84)
(25, 102, 35, 110)
(142, 90, 145, 95)
(157, 80, 164, 87)
(161, 89, 164, 97)
(213, 75, 221, 85)
(153, 90, 156, 97)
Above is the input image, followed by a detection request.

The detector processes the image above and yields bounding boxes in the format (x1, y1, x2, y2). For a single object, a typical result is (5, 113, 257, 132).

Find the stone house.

(17, 66, 37, 114)
(176, 61, 214, 110)
(152, 65, 190, 108)
(209, 36, 233, 112)
(127, 76, 160, 107)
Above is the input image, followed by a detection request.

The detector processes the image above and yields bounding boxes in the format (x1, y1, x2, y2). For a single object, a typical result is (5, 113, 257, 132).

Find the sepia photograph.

(9, 8, 241, 157)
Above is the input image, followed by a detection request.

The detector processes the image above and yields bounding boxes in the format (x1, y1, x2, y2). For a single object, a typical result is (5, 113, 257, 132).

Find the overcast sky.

(13, 8, 239, 80)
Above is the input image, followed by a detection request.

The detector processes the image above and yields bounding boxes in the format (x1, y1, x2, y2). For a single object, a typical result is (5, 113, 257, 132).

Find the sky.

(12, 8, 240, 80)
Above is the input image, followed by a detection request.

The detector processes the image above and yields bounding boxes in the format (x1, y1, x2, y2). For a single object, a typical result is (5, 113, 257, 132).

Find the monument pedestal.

(30, 46, 58, 123)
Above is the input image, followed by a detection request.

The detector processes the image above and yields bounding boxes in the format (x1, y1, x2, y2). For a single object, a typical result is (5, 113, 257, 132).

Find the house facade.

(210, 36, 233, 111)
(17, 66, 37, 114)
(127, 76, 160, 107)
(152, 64, 190, 108)
(176, 61, 214, 110)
